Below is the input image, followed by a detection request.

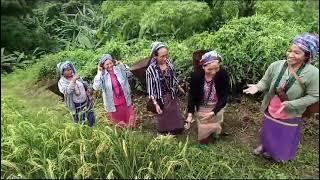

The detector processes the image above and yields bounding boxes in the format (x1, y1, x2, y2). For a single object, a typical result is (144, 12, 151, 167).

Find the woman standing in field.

(57, 60, 96, 127)
(243, 33, 319, 162)
(146, 42, 184, 135)
(185, 51, 230, 148)
(93, 54, 136, 128)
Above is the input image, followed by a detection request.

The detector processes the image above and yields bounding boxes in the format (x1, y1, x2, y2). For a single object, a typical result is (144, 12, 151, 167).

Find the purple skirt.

(260, 112, 303, 161)
(156, 94, 184, 134)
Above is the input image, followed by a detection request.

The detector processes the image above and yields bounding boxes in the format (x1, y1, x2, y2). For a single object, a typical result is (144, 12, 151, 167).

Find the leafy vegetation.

(139, 1, 211, 40)
(185, 15, 305, 90)
(1, 0, 319, 179)
(1, 68, 318, 178)
(255, 0, 319, 33)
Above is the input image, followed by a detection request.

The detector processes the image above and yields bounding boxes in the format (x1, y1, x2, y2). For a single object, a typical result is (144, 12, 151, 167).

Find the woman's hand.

(178, 85, 186, 95)
(72, 75, 80, 82)
(184, 113, 194, 130)
(155, 104, 163, 114)
(200, 111, 215, 121)
(275, 102, 287, 115)
(97, 65, 103, 73)
(185, 113, 193, 122)
(243, 84, 259, 95)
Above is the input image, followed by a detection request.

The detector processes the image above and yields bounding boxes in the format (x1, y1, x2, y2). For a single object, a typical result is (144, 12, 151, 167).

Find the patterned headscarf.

(292, 33, 319, 63)
(98, 54, 113, 66)
(150, 42, 167, 56)
(201, 50, 222, 65)
(57, 60, 77, 76)
(150, 42, 168, 65)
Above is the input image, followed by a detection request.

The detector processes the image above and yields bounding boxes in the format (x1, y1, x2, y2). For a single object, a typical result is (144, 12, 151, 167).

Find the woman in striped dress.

(145, 42, 184, 135)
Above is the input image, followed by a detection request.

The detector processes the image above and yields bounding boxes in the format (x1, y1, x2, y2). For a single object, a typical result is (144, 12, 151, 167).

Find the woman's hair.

(100, 58, 116, 68)
(148, 47, 168, 66)
(303, 51, 311, 63)
(152, 46, 168, 57)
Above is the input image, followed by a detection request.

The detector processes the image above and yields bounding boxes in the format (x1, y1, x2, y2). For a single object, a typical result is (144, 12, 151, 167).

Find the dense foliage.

(1, 1, 319, 179)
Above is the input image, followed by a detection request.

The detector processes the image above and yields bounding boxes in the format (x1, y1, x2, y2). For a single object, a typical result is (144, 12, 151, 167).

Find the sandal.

(262, 152, 271, 159)
(210, 133, 220, 142)
(253, 145, 264, 156)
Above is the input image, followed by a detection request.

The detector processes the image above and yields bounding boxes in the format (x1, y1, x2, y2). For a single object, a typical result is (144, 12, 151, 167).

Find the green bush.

(166, 41, 194, 78)
(183, 15, 305, 90)
(1, 16, 55, 53)
(36, 49, 100, 82)
(124, 39, 152, 65)
(139, 1, 211, 40)
(96, 41, 130, 62)
(183, 31, 215, 51)
(1, 0, 32, 16)
(1, 48, 41, 74)
(101, 0, 132, 16)
(255, 0, 319, 33)
(100, 3, 147, 41)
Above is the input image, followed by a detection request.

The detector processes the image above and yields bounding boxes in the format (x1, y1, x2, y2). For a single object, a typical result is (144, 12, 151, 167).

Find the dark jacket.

(187, 67, 230, 115)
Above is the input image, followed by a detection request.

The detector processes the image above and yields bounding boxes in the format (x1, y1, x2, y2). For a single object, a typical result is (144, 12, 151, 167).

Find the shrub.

(36, 49, 99, 82)
(1, 48, 42, 74)
(53, 4, 103, 50)
(1, 0, 32, 16)
(255, 0, 319, 33)
(139, 1, 211, 40)
(95, 41, 130, 62)
(166, 41, 194, 78)
(125, 39, 152, 65)
(100, 3, 147, 41)
(1, 16, 54, 53)
(183, 15, 305, 91)
(182, 31, 215, 51)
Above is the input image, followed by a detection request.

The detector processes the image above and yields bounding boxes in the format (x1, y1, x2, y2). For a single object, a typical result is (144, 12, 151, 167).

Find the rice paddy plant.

(1, 74, 319, 179)
(1, 95, 194, 178)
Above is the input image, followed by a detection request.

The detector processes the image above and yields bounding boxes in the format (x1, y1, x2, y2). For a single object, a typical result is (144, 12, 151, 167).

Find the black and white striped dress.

(145, 59, 184, 134)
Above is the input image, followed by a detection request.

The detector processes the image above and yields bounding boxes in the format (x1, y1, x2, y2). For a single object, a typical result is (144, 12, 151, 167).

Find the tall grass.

(1, 95, 192, 179)
(1, 93, 319, 179)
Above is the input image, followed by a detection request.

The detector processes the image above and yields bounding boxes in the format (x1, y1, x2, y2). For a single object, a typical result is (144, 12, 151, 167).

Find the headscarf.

(57, 60, 77, 76)
(150, 42, 167, 56)
(292, 33, 319, 63)
(201, 50, 222, 65)
(150, 42, 168, 65)
(98, 54, 113, 66)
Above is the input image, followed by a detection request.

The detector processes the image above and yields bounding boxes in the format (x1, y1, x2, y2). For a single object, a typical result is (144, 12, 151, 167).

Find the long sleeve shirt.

(256, 60, 319, 117)
(187, 67, 230, 115)
(93, 64, 133, 112)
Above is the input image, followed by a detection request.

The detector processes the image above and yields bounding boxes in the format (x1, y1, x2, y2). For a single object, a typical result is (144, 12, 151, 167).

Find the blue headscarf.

(57, 60, 77, 76)
(201, 50, 222, 65)
(292, 33, 319, 63)
(57, 60, 79, 113)
(98, 54, 113, 66)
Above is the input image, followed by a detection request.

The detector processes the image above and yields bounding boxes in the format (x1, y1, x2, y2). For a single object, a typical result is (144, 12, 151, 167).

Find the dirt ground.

(131, 91, 319, 148)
